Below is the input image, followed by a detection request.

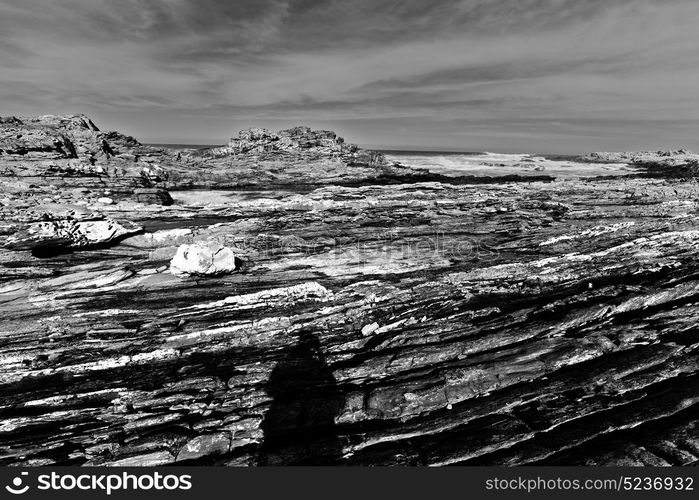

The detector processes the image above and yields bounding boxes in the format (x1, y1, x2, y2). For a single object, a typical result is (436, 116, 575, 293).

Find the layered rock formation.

(0, 114, 173, 209)
(220, 126, 386, 167)
(166, 126, 454, 190)
(580, 150, 699, 179)
(4, 218, 142, 253)
(0, 115, 697, 466)
(582, 149, 699, 165)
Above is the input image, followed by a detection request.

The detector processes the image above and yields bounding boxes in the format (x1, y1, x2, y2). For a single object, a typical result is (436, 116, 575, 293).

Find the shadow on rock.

(258, 329, 345, 465)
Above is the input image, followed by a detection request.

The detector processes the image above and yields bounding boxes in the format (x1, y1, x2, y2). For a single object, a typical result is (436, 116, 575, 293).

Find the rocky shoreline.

(0, 115, 697, 466)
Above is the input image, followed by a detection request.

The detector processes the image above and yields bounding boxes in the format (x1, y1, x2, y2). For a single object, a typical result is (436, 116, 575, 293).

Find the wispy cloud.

(1, 0, 698, 152)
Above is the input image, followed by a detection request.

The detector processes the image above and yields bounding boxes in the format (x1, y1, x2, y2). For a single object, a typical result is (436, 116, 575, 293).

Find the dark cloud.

(0, 0, 698, 152)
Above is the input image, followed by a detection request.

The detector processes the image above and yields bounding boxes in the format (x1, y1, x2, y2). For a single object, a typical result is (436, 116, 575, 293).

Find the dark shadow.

(258, 330, 345, 465)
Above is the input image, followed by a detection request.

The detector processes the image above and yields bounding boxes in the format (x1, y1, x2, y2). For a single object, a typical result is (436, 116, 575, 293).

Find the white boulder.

(170, 242, 239, 276)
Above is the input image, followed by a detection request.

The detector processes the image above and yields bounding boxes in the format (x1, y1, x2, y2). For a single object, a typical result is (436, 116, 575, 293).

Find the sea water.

(381, 151, 637, 179)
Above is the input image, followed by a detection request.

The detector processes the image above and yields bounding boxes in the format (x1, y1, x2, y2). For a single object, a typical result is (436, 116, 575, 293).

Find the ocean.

(380, 150, 637, 179)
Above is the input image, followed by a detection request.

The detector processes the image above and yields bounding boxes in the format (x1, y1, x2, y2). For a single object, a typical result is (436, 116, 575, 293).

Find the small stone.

(97, 197, 114, 205)
(361, 322, 380, 336)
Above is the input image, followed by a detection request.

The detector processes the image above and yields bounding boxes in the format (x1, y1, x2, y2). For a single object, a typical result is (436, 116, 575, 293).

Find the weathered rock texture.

(170, 242, 240, 277)
(0, 114, 175, 211)
(221, 126, 385, 166)
(4, 218, 142, 252)
(582, 149, 699, 165)
(0, 116, 697, 466)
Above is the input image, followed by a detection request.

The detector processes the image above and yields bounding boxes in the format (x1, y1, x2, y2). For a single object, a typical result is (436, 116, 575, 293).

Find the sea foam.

(383, 151, 635, 179)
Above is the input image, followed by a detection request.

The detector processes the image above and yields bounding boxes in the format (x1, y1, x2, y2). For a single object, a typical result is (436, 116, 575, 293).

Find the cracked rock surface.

(0, 116, 697, 466)
(170, 242, 240, 277)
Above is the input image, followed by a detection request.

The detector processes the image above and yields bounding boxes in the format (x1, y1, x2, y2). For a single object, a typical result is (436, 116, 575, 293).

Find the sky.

(1, 0, 698, 153)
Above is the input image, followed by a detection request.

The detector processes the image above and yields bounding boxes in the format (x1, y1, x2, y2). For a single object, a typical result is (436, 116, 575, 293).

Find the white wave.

(384, 152, 635, 179)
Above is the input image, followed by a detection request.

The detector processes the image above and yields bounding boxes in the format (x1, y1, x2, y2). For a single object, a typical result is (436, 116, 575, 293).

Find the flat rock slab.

(3, 218, 143, 251)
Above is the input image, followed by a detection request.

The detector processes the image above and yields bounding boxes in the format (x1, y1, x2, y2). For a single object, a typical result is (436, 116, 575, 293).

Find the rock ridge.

(215, 126, 388, 167)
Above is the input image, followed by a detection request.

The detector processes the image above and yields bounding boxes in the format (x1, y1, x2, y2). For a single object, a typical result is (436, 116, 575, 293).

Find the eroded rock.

(170, 242, 240, 276)
(1, 118, 697, 467)
(3, 218, 143, 251)
(176, 433, 232, 461)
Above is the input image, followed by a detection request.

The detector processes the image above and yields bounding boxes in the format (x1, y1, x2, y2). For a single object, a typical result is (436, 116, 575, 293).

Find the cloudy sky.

(1, 0, 698, 152)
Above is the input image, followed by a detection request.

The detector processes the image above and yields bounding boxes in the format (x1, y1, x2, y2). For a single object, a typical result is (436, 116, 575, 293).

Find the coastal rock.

(583, 150, 699, 168)
(0, 114, 102, 160)
(170, 242, 240, 276)
(3, 218, 142, 251)
(225, 126, 346, 155)
(0, 114, 176, 207)
(133, 188, 174, 206)
(140, 165, 169, 184)
(0, 117, 697, 468)
(215, 125, 388, 168)
(0, 116, 23, 125)
(0, 128, 77, 159)
(165, 125, 441, 190)
(176, 433, 232, 461)
(34, 114, 100, 132)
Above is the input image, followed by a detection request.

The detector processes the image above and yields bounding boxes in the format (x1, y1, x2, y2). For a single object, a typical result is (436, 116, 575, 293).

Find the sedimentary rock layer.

(0, 116, 696, 466)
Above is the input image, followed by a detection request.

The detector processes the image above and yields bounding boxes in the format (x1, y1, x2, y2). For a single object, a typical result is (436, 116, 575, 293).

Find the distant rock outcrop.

(228, 126, 344, 153)
(581, 150, 699, 178)
(217, 126, 388, 168)
(583, 149, 699, 165)
(165, 125, 436, 189)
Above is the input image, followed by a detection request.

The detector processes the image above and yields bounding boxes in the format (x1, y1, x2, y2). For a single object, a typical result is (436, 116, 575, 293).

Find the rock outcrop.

(220, 126, 387, 167)
(580, 150, 699, 179)
(133, 188, 174, 206)
(166, 126, 440, 189)
(0, 114, 174, 207)
(0, 114, 129, 160)
(4, 218, 142, 252)
(583, 150, 696, 163)
(0, 117, 696, 467)
(226, 126, 345, 153)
